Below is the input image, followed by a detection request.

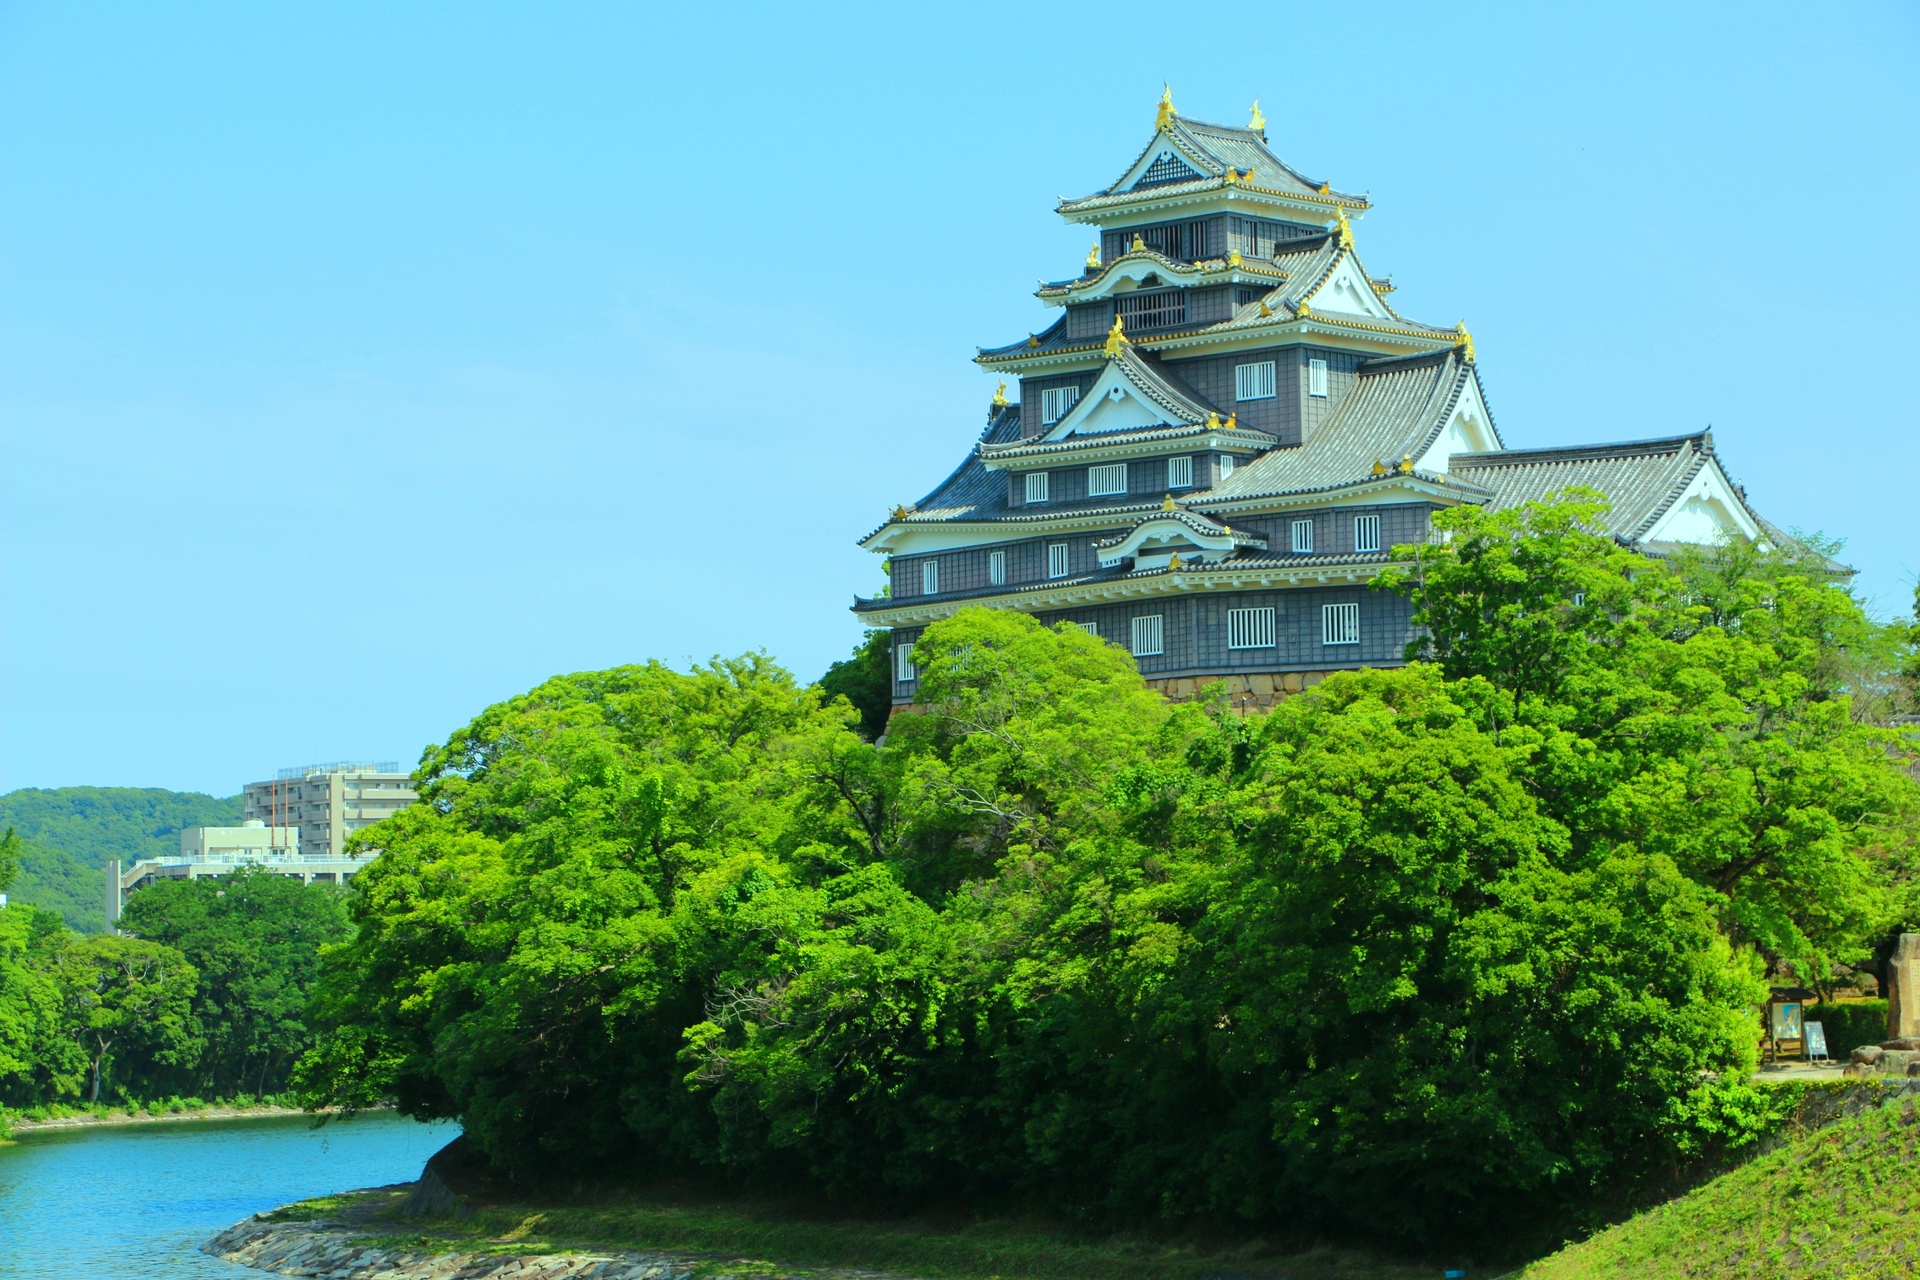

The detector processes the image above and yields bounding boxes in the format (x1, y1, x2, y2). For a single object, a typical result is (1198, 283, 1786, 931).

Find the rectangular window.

(1218, 455, 1235, 480)
(1166, 455, 1193, 488)
(1323, 602, 1360, 645)
(988, 550, 1006, 586)
(1048, 543, 1070, 579)
(921, 560, 939, 595)
(1130, 614, 1164, 657)
(1234, 360, 1277, 401)
(1025, 472, 1050, 504)
(1117, 290, 1187, 330)
(1040, 385, 1081, 425)
(1088, 462, 1128, 496)
(1353, 513, 1381, 553)
(896, 641, 917, 683)
(1069, 620, 1099, 639)
(1227, 606, 1276, 650)
(1308, 358, 1330, 397)
(1291, 519, 1314, 553)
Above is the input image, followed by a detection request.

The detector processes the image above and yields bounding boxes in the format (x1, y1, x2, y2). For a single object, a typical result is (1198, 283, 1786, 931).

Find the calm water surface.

(0, 1111, 456, 1279)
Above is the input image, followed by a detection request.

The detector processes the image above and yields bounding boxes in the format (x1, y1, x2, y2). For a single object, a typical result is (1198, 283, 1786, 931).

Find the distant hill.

(0, 786, 242, 869)
(1525, 1090, 1920, 1278)
(7, 834, 107, 933)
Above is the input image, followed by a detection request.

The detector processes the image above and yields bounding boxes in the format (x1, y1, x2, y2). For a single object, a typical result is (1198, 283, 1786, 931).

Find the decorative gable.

(1642, 460, 1761, 545)
(1114, 138, 1214, 194)
(1045, 356, 1209, 440)
(1414, 367, 1501, 474)
(1137, 152, 1203, 188)
(1303, 255, 1395, 320)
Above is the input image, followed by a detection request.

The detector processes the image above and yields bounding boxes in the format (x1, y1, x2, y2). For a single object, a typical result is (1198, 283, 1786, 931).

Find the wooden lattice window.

(1138, 153, 1201, 188)
(1117, 290, 1186, 330)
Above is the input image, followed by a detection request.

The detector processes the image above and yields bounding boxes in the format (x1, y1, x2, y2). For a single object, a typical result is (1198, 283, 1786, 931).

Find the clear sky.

(2, 1, 1916, 796)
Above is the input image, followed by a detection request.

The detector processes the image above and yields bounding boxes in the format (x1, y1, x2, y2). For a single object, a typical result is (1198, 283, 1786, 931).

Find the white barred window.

(1354, 513, 1381, 553)
(1308, 358, 1330, 397)
(1291, 519, 1315, 553)
(1048, 543, 1070, 579)
(1130, 614, 1164, 657)
(921, 560, 939, 595)
(1088, 462, 1128, 496)
(989, 549, 1006, 585)
(1218, 455, 1235, 481)
(1040, 385, 1081, 425)
(1234, 360, 1277, 401)
(1322, 602, 1360, 645)
(1227, 606, 1276, 650)
(1167, 455, 1193, 488)
(896, 641, 917, 683)
(1068, 620, 1099, 639)
(1025, 472, 1050, 504)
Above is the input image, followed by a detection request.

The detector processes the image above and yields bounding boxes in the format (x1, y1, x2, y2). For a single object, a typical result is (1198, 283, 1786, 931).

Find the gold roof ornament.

(1166, 551, 1182, 570)
(893, 504, 909, 520)
(1156, 84, 1176, 130)
(991, 380, 1008, 408)
(1205, 411, 1222, 428)
(1103, 311, 1129, 358)
(1335, 207, 1354, 249)
(1224, 411, 1238, 429)
(1296, 300, 1313, 319)
(1223, 166, 1239, 185)
(1228, 248, 1243, 267)
(1398, 454, 1414, 475)
(1249, 99, 1265, 132)
(1162, 493, 1176, 510)
(1454, 321, 1477, 362)
(1130, 232, 1146, 252)
(1258, 301, 1273, 317)
(1371, 459, 1387, 477)
(1317, 182, 1331, 194)
(1085, 242, 1101, 271)
(1026, 334, 1041, 348)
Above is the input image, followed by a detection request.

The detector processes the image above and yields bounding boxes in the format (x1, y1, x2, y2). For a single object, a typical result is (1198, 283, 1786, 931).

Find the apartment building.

(241, 760, 417, 862)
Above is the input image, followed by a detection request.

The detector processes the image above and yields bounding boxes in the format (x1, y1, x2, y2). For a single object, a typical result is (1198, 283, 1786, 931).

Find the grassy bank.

(1524, 1091, 1920, 1279)
(1, 1093, 305, 1138)
(275, 1183, 1446, 1280)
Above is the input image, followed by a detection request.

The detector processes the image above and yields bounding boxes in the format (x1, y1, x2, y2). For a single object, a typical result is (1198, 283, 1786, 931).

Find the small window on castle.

(1048, 543, 1070, 579)
(1291, 519, 1314, 553)
(1040, 385, 1081, 425)
(1323, 602, 1360, 646)
(921, 560, 940, 595)
(1227, 607, 1276, 650)
(896, 642, 917, 683)
(1025, 472, 1050, 504)
(1130, 614, 1164, 657)
(1218, 455, 1235, 481)
(1354, 513, 1381, 553)
(1088, 463, 1128, 496)
(1308, 358, 1330, 397)
(989, 550, 1006, 586)
(1235, 360, 1277, 401)
(1068, 620, 1099, 639)
(1167, 455, 1193, 488)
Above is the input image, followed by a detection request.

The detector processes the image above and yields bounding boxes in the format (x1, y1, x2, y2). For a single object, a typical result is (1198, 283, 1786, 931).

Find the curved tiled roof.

(1449, 434, 1719, 543)
(980, 420, 1278, 464)
(1061, 116, 1366, 211)
(1091, 507, 1269, 552)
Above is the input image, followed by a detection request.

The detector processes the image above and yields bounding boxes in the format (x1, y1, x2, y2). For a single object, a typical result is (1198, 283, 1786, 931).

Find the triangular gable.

(1112, 131, 1218, 194)
(1301, 252, 1395, 320)
(1046, 356, 1208, 439)
(1414, 365, 1502, 474)
(1641, 458, 1762, 545)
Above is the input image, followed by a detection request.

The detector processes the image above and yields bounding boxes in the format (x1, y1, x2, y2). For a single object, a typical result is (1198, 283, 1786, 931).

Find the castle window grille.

(1118, 291, 1186, 330)
(1291, 519, 1315, 554)
(1130, 614, 1164, 657)
(1167, 455, 1193, 488)
(1309, 358, 1330, 397)
(1354, 513, 1381, 553)
(896, 642, 917, 683)
(1025, 472, 1049, 504)
(1236, 287, 1265, 306)
(1068, 620, 1099, 639)
(1088, 463, 1128, 497)
(1218, 455, 1235, 481)
(921, 560, 939, 595)
(1323, 603, 1360, 646)
(1227, 607, 1276, 650)
(1048, 543, 1070, 579)
(1137, 153, 1202, 189)
(1040, 385, 1080, 425)
(1235, 360, 1277, 401)
(989, 550, 1006, 586)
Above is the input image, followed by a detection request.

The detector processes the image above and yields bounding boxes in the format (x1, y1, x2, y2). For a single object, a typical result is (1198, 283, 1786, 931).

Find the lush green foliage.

(0, 786, 241, 870)
(3, 831, 107, 933)
(0, 870, 348, 1108)
(817, 628, 895, 740)
(116, 867, 353, 1098)
(1811, 1000, 1887, 1058)
(1525, 1090, 1920, 1279)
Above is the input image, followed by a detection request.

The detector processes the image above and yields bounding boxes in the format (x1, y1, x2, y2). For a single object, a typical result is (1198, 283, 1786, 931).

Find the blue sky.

(2, 1, 1916, 796)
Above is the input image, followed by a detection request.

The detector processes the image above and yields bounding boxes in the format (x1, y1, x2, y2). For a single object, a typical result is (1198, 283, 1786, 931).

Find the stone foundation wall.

(1143, 670, 1342, 712)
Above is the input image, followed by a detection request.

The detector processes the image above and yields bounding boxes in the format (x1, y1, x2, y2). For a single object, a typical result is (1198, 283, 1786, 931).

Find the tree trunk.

(89, 1055, 102, 1104)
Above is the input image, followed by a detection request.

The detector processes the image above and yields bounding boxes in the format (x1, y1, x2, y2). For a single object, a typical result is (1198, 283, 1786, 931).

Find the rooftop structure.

(104, 819, 374, 924)
(855, 90, 1803, 710)
(242, 762, 417, 862)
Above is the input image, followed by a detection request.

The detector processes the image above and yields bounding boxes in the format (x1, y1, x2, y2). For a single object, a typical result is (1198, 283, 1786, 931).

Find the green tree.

(56, 934, 198, 1102)
(118, 867, 352, 1098)
(817, 629, 894, 740)
(0, 828, 19, 893)
(0, 903, 84, 1105)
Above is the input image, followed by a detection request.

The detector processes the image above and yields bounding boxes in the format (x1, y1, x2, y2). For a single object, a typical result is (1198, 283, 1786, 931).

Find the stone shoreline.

(203, 1213, 904, 1280)
(6, 1104, 315, 1134)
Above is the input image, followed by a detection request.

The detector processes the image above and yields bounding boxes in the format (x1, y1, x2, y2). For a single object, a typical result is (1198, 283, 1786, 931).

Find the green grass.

(1524, 1093, 1920, 1280)
(281, 1184, 1440, 1280)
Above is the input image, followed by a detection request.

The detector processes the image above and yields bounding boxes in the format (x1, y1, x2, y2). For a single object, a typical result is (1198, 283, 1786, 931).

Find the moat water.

(0, 1111, 455, 1278)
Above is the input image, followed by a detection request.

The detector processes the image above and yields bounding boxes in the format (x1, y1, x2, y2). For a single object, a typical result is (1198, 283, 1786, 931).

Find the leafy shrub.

(1814, 1000, 1887, 1057)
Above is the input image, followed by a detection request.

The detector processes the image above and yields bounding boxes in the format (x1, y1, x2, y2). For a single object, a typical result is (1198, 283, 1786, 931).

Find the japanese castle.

(855, 90, 1783, 709)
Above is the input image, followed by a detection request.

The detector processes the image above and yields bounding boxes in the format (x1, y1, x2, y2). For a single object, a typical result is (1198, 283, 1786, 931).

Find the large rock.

(1888, 933, 1920, 1040)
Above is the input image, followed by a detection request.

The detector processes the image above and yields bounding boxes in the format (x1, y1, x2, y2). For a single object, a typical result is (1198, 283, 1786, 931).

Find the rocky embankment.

(1843, 1037, 1920, 1078)
(203, 1215, 718, 1280)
